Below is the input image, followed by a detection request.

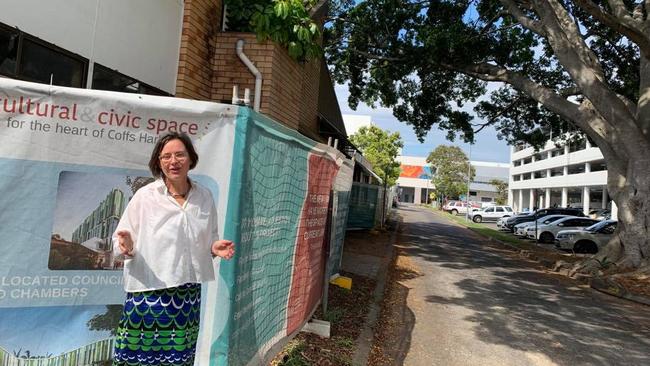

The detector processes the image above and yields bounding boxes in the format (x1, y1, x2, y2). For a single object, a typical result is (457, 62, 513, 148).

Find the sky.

(0, 305, 112, 356)
(334, 84, 512, 163)
(52, 172, 136, 241)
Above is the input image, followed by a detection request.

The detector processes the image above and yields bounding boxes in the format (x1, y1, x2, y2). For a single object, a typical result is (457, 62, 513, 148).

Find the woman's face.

(159, 138, 191, 182)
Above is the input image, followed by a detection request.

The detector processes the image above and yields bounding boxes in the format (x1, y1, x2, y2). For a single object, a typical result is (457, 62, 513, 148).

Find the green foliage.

(277, 339, 309, 366)
(426, 145, 474, 200)
(349, 125, 403, 187)
(226, 0, 322, 60)
(324, 306, 345, 323)
(591, 256, 618, 270)
(87, 305, 123, 336)
(333, 336, 355, 349)
(489, 179, 508, 205)
(325, 1, 641, 148)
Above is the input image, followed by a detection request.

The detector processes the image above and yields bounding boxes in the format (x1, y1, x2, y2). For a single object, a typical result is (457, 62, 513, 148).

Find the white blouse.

(113, 179, 218, 292)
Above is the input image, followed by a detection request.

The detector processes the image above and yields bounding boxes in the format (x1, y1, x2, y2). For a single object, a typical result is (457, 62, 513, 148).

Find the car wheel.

(574, 240, 598, 254)
(451, 209, 458, 215)
(539, 232, 554, 244)
(473, 216, 482, 223)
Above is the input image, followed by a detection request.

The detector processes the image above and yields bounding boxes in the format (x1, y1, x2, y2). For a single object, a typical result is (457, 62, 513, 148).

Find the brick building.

(0, 0, 347, 147)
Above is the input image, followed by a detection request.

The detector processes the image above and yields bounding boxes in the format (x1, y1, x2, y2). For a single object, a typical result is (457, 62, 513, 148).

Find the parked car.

(588, 208, 611, 221)
(503, 207, 586, 232)
(497, 212, 528, 230)
(527, 216, 599, 243)
(513, 215, 571, 237)
(469, 205, 515, 223)
(555, 220, 617, 253)
(442, 200, 480, 215)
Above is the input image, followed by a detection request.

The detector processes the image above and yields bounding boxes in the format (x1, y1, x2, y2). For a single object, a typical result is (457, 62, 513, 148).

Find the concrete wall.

(0, 0, 184, 94)
(508, 140, 612, 215)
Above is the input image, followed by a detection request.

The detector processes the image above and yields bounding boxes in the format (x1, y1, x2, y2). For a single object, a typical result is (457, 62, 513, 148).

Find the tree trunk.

(578, 151, 650, 274)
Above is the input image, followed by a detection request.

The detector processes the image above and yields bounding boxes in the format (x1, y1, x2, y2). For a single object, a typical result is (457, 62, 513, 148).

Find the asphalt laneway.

(395, 204, 650, 366)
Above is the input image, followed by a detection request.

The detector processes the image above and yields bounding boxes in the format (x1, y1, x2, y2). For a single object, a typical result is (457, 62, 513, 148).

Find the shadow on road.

(398, 206, 650, 366)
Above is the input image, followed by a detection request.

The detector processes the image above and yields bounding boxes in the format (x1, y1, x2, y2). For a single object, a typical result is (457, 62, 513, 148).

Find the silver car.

(555, 220, 617, 253)
(528, 216, 599, 243)
(514, 215, 570, 237)
(469, 205, 514, 223)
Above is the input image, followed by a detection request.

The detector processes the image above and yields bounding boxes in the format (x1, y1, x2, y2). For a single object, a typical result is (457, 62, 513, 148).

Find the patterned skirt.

(113, 283, 201, 366)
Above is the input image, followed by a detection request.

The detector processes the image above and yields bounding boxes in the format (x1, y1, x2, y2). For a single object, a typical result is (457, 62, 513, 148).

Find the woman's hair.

(148, 132, 199, 178)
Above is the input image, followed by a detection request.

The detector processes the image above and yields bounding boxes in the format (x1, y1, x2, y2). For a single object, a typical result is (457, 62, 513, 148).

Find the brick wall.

(176, 2, 325, 142)
(176, 0, 222, 100)
(212, 32, 324, 141)
(298, 57, 322, 141)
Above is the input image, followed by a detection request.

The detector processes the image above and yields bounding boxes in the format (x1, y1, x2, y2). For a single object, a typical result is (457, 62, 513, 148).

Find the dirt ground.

(269, 229, 393, 366)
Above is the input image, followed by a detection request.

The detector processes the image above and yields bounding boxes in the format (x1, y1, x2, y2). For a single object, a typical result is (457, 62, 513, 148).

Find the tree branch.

(559, 86, 582, 97)
(347, 47, 404, 62)
(572, 0, 650, 59)
(498, 0, 547, 35)
(472, 96, 525, 134)
(533, 1, 639, 136)
(440, 62, 584, 125)
(544, 0, 605, 80)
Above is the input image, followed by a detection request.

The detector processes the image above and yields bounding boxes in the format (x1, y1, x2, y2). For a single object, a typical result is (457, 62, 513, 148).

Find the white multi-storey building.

(508, 139, 617, 218)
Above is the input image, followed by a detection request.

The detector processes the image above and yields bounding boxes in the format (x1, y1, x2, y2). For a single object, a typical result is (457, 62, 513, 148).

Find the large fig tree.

(325, 0, 650, 272)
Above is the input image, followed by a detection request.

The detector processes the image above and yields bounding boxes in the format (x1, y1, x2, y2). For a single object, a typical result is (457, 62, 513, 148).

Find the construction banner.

(0, 78, 350, 366)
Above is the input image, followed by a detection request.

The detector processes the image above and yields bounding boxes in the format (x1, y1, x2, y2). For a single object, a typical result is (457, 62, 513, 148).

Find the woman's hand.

(211, 240, 235, 260)
(116, 230, 134, 257)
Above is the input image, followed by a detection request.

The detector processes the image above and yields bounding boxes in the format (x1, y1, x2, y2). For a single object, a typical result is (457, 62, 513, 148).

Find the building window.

(534, 153, 546, 161)
(550, 167, 564, 177)
(522, 173, 531, 180)
(515, 144, 527, 152)
(568, 163, 586, 175)
(513, 175, 521, 181)
(590, 160, 607, 172)
(0, 22, 87, 87)
(469, 191, 477, 196)
(513, 160, 521, 167)
(92, 63, 169, 96)
(551, 148, 565, 157)
(534, 170, 547, 179)
(569, 139, 587, 153)
(0, 25, 18, 75)
(523, 157, 532, 165)
(481, 197, 493, 202)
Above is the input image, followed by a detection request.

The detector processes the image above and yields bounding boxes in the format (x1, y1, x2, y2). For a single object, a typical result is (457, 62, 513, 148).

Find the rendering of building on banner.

(508, 138, 617, 218)
(396, 156, 510, 205)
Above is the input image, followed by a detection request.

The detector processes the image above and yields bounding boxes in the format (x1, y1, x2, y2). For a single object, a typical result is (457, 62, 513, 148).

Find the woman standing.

(112, 132, 234, 366)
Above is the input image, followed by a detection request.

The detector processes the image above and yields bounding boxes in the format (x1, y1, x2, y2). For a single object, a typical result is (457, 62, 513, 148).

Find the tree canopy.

(325, 0, 646, 149)
(489, 178, 509, 205)
(324, 0, 650, 271)
(427, 145, 475, 200)
(349, 125, 403, 186)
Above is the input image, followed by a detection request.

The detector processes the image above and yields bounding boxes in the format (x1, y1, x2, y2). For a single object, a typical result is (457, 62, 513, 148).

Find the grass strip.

(424, 206, 530, 247)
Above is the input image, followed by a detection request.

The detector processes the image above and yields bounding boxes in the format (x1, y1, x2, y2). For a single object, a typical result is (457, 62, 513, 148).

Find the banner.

(326, 158, 354, 279)
(0, 78, 349, 366)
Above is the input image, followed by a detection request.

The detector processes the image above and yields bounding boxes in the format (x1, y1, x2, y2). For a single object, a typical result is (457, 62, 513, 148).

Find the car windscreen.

(585, 220, 616, 232)
(540, 215, 566, 224)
